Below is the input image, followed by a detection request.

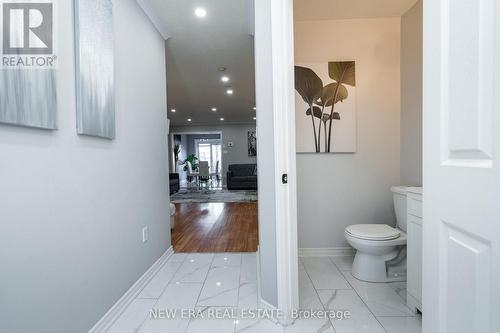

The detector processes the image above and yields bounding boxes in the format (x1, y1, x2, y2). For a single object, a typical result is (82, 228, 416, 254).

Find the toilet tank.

(391, 186, 408, 231)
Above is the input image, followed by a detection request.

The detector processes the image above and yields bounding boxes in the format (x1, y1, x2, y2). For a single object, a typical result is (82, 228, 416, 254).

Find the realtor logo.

(1, 0, 56, 68)
(3, 2, 52, 54)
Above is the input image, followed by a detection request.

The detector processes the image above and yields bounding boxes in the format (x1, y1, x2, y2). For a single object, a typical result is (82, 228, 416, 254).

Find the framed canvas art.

(294, 61, 356, 153)
(0, 70, 57, 129)
(0, 1, 57, 130)
(75, 0, 115, 139)
(248, 130, 257, 157)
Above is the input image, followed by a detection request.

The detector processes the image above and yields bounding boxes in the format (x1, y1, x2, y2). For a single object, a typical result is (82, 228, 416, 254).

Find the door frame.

(255, 0, 299, 320)
(269, 0, 299, 320)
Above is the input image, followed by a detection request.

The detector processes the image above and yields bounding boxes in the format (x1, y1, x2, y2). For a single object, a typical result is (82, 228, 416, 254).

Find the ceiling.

(139, 0, 419, 126)
(139, 0, 255, 126)
(294, 0, 419, 21)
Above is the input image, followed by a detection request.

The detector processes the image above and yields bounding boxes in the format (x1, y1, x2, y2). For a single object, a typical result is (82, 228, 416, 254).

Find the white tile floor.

(107, 253, 422, 333)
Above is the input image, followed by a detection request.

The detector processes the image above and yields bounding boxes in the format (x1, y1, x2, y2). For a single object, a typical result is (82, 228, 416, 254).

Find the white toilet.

(345, 186, 408, 282)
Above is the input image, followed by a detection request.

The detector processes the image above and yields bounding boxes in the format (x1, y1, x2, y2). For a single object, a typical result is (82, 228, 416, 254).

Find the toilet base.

(352, 251, 407, 283)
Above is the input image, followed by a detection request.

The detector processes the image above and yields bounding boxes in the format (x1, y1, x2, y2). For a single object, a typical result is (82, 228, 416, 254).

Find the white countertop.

(407, 187, 422, 195)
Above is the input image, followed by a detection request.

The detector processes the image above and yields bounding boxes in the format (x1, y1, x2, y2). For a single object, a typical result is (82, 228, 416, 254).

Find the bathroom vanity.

(406, 187, 423, 313)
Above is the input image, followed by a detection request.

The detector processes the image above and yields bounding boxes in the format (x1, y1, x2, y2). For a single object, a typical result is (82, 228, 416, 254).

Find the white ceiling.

(139, 0, 256, 126)
(139, 0, 419, 126)
(294, 0, 419, 21)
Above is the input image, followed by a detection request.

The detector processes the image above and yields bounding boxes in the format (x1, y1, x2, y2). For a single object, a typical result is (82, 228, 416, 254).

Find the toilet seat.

(345, 224, 400, 241)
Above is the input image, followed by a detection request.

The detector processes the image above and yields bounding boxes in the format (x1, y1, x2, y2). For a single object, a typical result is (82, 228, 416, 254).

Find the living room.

(168, 124, 258, 196)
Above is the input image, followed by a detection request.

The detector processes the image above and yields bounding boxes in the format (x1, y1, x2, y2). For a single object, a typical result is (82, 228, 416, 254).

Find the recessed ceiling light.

(253, 117, 256, 120)
(220, 117, 225, 121)
(211, 107, 217, 112)
(171, 108, 176, 113)
(226, 88, 233, 95)
(253, 106, 256, 110)
(194, 7, 207, 18)
(221, 76, 229, 83)
(187, 118, 192, 122)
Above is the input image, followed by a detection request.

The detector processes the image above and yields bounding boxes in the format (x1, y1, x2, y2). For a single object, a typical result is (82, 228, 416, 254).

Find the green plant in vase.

(183, 154, 199, 172)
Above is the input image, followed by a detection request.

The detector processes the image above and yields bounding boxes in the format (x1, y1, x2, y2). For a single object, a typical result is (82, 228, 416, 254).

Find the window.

(196, 140, 221, 173)
(198, 143, 211, 164)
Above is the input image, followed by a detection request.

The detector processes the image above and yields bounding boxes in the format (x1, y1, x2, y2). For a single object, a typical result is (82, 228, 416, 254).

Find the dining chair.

(208, 160, 220, 188)
(198, 161, 210, 188)
(215, 160, 220, 181)
(186, 161, 199, 185)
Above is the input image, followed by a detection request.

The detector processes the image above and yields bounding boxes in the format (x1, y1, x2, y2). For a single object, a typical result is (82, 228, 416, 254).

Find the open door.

(423, 0, 500, 332)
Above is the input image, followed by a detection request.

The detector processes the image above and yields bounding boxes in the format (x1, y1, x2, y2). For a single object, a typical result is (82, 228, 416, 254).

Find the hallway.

(107, 253, 421, 332)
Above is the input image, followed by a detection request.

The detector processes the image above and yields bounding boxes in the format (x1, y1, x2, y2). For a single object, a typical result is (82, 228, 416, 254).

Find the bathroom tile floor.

(107, 253, 421, 333)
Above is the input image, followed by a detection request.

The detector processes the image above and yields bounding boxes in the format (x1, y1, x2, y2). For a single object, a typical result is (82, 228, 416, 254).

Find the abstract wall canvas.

(294, 61, 357, 153)
(248, 130, 257, 157)
(0, 69, 57, 129)
(75, 0, 115, 139)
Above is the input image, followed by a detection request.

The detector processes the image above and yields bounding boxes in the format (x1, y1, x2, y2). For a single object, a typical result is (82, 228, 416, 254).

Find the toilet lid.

(345, 224, 400, 240)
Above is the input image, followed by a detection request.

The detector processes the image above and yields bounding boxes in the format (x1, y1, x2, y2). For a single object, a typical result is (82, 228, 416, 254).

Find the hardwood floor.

(171, 202, 258, 252)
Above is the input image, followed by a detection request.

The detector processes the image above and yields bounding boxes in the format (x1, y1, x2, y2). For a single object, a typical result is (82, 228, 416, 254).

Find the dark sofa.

(227, 164, 257, 190)
(169, 173, 180, 194)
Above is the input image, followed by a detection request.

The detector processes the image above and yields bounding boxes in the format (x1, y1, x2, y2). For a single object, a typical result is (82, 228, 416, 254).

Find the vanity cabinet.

(406, 187, 423, 313)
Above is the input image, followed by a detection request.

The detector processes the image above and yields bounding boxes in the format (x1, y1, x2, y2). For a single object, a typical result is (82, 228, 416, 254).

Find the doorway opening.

(293, 0, 423, 332)
(164, 0, 259, 254)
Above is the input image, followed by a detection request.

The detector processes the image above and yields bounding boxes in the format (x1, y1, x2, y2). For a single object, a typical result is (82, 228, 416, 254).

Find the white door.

(423, 0, 500, 332)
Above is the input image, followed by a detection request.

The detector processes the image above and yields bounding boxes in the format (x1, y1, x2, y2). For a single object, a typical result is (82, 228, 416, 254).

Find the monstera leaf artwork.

(294, 66, 323, 152)
(294, 62, 356, 153)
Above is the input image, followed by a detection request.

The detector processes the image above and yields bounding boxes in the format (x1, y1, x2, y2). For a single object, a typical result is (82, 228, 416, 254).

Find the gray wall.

(170, 124, 256, 185)
(0, 1, 170, 332)
(401, 0, 423, 186)
(294, 18, 401, 249)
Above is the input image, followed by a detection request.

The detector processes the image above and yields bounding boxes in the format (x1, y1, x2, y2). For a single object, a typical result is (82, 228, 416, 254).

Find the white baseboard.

(259, 298, 286, 325)
(298, 247, 355, 257)
(259, 298, 278, 311)
(256, 246, 261, 306)
(88, 246, 174, 333)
